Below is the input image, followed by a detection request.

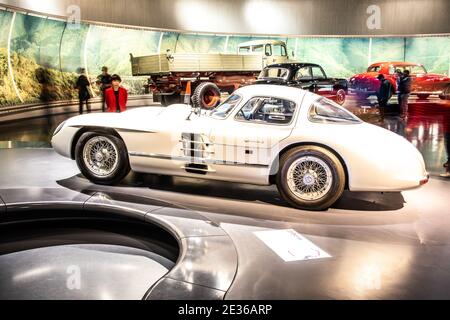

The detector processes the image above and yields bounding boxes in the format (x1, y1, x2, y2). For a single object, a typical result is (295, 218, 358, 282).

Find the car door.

(271, 43, 289, 65)
(209, 96, 298, 167)
(292, 66, 315, 91)
(311, 65, 335, 97)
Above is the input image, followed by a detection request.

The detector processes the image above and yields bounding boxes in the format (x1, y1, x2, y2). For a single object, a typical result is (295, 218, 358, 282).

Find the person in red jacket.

(105, 74, 128, 113)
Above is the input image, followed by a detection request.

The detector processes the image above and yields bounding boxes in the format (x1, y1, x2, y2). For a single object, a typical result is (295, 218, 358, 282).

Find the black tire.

(75, 132, 131, 185)
(192, 82, 221, 109)
(276, 146, 346, 211)
(160, 93, 181, 106)
(417, 94, 430, 100)
(335, 89, 346, 105)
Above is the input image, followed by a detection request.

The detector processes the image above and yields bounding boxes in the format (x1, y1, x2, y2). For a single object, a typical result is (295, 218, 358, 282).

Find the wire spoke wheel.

(286, 156, 333, 201)
(83, 136, 119, 178)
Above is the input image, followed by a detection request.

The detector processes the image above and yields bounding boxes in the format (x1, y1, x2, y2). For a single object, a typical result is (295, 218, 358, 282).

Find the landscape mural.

(0, 8, 449, 106)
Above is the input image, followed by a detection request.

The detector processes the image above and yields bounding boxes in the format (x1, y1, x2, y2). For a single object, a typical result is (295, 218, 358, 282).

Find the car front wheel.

(276, 146, 346, 211)
(75, 132, 131, 185)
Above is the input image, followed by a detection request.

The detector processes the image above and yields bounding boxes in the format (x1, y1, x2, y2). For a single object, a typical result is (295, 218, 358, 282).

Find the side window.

(294, 67, 312, 81)
(252, 45, 264, 53)
(236, 97, 297, 125)
(309, 98, 361, 124)
(239, 47, 250, 53)
(273, 44, 287, 56)
(311, 66, 326, 80)
(265, 45, 272, 56)
(411, 65, 427, 75)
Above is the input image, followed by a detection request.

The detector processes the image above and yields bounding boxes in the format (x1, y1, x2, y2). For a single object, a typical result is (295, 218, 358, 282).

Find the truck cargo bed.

(131, 53, 264, 76)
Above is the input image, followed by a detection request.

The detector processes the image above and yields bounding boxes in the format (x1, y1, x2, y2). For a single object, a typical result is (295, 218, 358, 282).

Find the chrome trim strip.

(68, 126, 155, 134)
(128, 152, 269, 168)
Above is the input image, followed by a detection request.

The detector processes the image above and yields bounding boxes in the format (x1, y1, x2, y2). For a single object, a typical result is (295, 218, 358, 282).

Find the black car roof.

(266, 63, 321, 69)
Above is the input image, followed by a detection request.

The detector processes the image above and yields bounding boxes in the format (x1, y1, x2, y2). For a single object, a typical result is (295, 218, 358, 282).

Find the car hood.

(63, 104, 212, 133)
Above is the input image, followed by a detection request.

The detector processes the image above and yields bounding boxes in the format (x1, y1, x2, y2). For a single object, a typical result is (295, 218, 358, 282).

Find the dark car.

(256, 63, 349, 105)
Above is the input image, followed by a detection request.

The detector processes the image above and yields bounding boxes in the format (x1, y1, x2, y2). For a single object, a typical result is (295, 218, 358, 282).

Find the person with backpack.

(75, 68, 91, 115)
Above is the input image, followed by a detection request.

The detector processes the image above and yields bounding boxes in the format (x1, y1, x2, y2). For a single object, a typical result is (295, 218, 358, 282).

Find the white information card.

(254, 229, 332, 262)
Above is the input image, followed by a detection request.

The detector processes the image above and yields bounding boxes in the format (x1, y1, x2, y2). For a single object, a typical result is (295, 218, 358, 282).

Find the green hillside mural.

(0, 10, 17, 105)
(0, 8, 449, 106)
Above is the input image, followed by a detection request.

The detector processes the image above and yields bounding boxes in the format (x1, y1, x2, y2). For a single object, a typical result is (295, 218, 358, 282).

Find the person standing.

(441, 112, 450, 178)
(376, 74, 393, 121)
(96, 66, 112, 112)
(105, 74, 128, 113)
(75, 68, 91, 115)
(398, 70, 412, 119)
(395, 69, 404, 111)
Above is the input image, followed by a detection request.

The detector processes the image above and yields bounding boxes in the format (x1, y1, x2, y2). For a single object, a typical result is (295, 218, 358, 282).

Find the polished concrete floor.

(1, 148, 450, 299)
(1, 94, 449, 176)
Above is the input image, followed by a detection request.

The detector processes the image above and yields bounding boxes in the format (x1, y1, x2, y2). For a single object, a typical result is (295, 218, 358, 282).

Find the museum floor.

(1, 147, 450, 299)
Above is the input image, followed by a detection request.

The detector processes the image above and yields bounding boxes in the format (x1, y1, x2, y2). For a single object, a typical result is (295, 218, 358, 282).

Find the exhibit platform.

(1, 148, 450, 299)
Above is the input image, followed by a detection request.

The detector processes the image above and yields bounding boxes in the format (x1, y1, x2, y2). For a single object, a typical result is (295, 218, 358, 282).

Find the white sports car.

(52, 85, 429, 211)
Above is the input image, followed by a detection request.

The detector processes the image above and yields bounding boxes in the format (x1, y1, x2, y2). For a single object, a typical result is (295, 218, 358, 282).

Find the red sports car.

(349, 62, 450, 100)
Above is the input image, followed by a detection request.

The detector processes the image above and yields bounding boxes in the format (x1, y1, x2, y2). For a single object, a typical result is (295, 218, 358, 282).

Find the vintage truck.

(130, 40, 291, 108)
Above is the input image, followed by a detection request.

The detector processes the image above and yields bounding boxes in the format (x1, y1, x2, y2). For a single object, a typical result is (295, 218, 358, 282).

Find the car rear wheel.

(335, 89, 346, 105)
(75, 132, 131, 185)
(192, 82, 221, 109)
(276, 146, 346, 211)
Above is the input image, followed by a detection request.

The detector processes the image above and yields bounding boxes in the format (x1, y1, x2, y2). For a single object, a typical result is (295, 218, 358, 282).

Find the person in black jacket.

(96, 66, 112, 112)
(442, 113, 450, 178)
(398, 70, 412, 119)
(377, 74, 393, 121)
(75, 69, 91, 115)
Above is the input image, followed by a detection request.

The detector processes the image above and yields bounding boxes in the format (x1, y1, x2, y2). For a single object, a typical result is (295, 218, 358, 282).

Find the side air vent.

(180, 133, 214, 162)
(182, 163, 215, 175)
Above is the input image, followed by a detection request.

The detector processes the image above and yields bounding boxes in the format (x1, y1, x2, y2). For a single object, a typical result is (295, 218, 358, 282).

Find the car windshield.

(259, 67, 290, 80)
(309, 98, 361, 124)
(210, 94, 241, 119)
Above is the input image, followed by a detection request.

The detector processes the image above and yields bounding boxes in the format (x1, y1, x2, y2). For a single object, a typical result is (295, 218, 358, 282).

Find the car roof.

(234, 84, 308, 101)
(370, 61, 424, 67)
(238, 40, 286, 47)
(265, 62, 321, 69)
